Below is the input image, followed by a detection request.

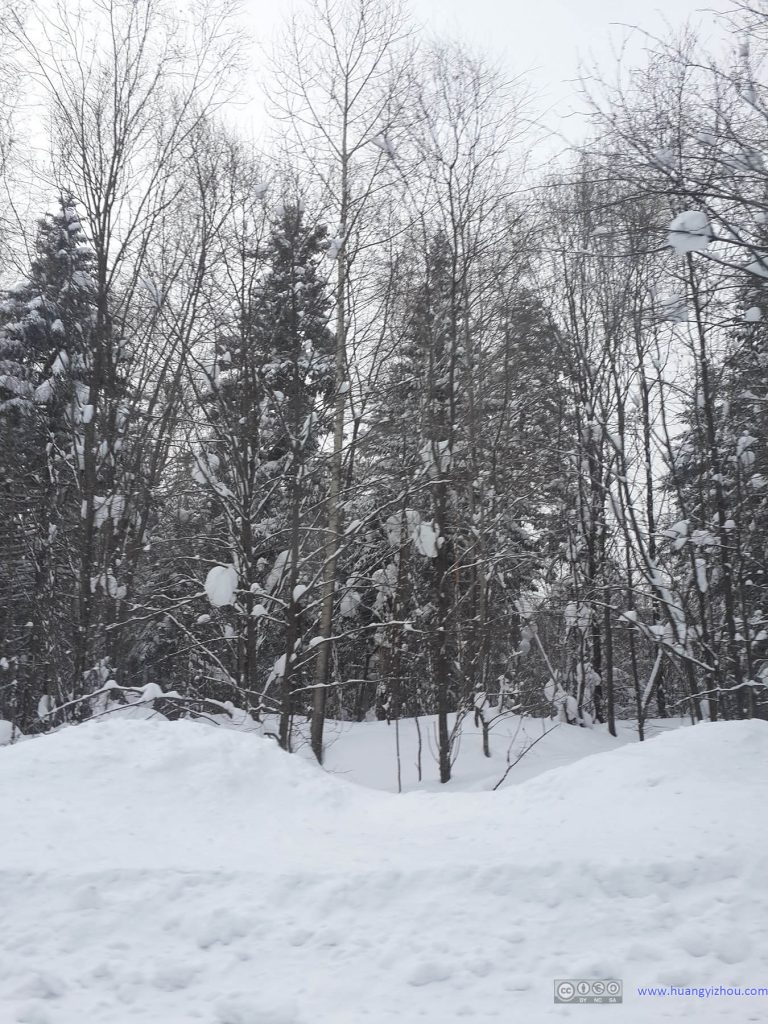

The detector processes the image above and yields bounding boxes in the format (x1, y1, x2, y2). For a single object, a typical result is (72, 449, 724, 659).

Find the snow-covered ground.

(318, 711, 683, 791)
(1, 716, 766, 1022)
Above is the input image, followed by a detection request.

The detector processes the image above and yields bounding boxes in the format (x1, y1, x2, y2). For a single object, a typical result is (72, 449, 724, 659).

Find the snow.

(266, 653, 286, 683)
(746, 258, 768, 278)
(325, 236, 343, 260)
(664, 519, 689, 551)
(414, 521, 439, 558)
(695, 557, 709, 593)
(384, 511, 439, 558)
(0, 717, 766, 1022)
(339, 587, 361, 617)
(265, 550, 289, 592)
(204, 565, 238, 607)
(667, 211, 712, 254)
(371, 133, 397, 160)
(192, 451, 221, 486)
(385, 509, 421, 547)
(33, 380, 54, 403)
(420, 438, 452, 477)
(564, 600, 590, 631)
(91, 572, 126, 600)
(737, 433, 756, 455)
(93, 494, 125, 530)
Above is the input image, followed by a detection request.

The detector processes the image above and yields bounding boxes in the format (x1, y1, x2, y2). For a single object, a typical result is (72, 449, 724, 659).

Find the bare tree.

(268, 0, 411, 761)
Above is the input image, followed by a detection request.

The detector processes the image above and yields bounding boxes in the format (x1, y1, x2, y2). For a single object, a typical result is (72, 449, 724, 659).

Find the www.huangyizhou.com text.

(638, 986, 768, 998)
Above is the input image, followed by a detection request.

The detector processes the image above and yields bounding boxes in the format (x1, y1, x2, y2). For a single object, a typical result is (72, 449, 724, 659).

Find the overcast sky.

(242, 0, 734, 144)
(411, 0, 733, 131)
(409, 0, 730, 73)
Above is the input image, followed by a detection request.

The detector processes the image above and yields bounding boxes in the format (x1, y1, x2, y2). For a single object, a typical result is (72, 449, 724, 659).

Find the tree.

(186, 196, 334, 748)
(8, 0, 242, 714)
(269, 0, 411, 761)
(0, 197, 96, 729)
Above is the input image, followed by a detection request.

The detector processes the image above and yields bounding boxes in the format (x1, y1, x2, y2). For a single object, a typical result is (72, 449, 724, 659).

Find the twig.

(491, 724, 560, 791)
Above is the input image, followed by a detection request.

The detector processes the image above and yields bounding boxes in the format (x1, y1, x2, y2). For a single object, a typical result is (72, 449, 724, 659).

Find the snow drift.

(0, 718, 766, 1023)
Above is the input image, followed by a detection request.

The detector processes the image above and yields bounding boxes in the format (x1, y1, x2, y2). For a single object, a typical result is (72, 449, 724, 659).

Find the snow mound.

(1, 718, 766, 875)
(0, 720, 371, 872)
(0, 719, 766, 1023)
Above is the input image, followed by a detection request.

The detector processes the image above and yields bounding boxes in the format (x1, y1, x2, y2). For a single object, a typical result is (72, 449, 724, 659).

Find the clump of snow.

(340, 586, 362, 618)
(564, 601, 591, 632)
(667, 211, 712, 254)
(694, 557, 709, 593)
(371, 133, 397, 160)
(34, 379, 55, 403)
(664, 519, 689, 550)
(204, 565, 238, 607)
(325, 236, 343, 260)
(413, 522, 439, 558)
(93, 493, 124, 530)
(384, 510, 439, 558)
(51, 350, 69, 375)
(265, 550, 289, 592)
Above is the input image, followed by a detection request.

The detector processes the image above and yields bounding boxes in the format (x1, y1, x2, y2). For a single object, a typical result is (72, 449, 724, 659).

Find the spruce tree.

(188, 201, 333, 742)
(0, 196, 96, 730)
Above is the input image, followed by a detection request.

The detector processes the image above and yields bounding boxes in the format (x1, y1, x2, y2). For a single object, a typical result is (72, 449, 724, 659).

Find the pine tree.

(0, 197, 96, 730)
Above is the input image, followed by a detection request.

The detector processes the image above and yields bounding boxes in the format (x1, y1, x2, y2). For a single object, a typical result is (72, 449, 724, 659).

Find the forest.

(1, 0, 767, 782)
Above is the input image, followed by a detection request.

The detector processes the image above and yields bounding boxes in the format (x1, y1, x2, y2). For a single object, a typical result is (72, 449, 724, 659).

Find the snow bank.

(0, 718, 766, 1023)
(0, 720, 373, 873)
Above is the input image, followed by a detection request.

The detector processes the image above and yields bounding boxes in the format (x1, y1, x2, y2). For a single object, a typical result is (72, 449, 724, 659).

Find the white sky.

(409, 0, 730, 75)
(242, 0, 734, 143)
(409, 0, 734, 147)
